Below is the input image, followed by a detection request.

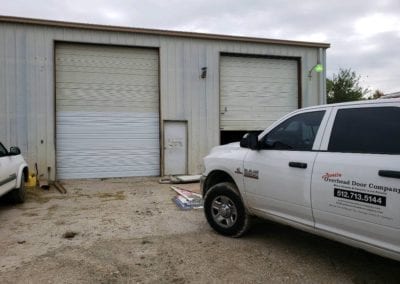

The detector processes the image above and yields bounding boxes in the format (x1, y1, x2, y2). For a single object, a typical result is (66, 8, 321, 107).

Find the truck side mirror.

(9, 146, 21, 156)
(240, 133, 249, 148)
(240, 132, 260, 150)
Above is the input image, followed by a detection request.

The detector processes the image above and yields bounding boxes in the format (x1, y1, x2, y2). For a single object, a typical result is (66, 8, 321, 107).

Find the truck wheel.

(204, 182, 250, 237)
(9, 173, 26, 204)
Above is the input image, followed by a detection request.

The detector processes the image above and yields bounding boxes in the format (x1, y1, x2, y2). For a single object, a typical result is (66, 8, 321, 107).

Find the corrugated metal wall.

(0, 22, 327, 179)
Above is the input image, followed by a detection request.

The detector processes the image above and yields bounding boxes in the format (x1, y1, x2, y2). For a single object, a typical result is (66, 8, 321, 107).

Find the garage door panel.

(57, 155, 160, 168)
(56, 53, 158, 65)
(220, 55, 298, 131)
(57, 126, 160, 135)
(58, 105, 158, 113)
(221, 69, 297, 79)
(57, 112, 158, 123)
(56, 82, 158, 92)
(57, 99, 158, 109)
(56, 65, 158, 77)
(57, 166, 160, 179)
(56, 148, 160, 157)
(222, 111, 292, 122)
(57, 44, 158, 58)
(58, 165, 160, 173)
(220, 82, 297, 92)
(58, 89, 158, 105)
(221, 106, 296, 115)
(56, 71, 157, 86)
(57, 136, 159, 145)
(222, 92, 297, 105)
(56, 44, 160, 179)
(221, 79, 297, 85)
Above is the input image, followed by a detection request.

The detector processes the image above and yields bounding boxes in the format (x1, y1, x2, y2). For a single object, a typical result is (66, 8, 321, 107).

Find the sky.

(1, 0, 399, 94)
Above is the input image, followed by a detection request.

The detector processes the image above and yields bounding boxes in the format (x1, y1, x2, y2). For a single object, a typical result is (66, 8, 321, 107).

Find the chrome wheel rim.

(211, 195, 237, 228)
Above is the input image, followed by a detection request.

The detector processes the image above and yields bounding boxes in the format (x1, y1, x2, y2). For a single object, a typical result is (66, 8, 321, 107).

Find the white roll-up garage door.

(220, 55, 299, 131)
(56, 43, 159, 179)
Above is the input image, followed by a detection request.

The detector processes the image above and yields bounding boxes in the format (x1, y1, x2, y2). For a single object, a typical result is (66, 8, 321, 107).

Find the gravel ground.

(0, 178, 399, 283)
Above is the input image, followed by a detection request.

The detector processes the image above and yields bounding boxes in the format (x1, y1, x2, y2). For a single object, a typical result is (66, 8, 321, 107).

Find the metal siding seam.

(0, 26, 7, 142)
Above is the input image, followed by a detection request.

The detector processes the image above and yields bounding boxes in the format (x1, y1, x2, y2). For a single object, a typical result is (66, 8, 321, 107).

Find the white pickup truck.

(201, 99, 400, 261)
(0, 142, 29, 203)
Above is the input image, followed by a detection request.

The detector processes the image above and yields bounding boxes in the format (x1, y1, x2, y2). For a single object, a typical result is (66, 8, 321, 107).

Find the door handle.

(378, 170, 400, 179)
(289, 162, 307, 169)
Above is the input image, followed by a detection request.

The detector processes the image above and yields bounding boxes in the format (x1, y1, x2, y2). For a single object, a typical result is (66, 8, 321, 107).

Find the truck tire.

(204, 182, 250, 237)
(9, 173, 26, 204)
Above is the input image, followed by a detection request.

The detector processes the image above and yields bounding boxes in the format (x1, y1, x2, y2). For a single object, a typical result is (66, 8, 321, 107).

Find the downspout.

(318, 48, 327, 104)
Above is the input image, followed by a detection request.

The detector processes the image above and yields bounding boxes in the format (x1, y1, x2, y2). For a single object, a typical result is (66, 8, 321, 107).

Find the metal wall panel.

(56, 43, 159, 178)
(0, 21, 327, 179)
(220, 55, 298, 130)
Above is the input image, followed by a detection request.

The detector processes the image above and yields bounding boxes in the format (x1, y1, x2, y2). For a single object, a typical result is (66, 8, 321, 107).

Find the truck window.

(262, 111, 325, 151)
(328, 107, 400, 154)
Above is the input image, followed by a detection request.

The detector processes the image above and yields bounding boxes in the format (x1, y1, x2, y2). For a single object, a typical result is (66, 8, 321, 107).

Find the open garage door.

(220, 55, 299, 143)
(56, 43, 160, 179)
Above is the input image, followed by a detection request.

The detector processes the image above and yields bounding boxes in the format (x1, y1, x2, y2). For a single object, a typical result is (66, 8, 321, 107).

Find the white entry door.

(164, 121, 187, 175)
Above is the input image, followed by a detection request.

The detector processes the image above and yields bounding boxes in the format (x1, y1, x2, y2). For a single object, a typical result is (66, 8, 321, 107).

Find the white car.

(201, 98, 400, 261)
(0, 142, 29, 203)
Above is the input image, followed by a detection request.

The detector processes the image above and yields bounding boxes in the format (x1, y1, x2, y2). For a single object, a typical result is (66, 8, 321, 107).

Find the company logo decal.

(234, 168, 243, 175)
(322, 172, 342, 181)
(244, 169, 259, 179)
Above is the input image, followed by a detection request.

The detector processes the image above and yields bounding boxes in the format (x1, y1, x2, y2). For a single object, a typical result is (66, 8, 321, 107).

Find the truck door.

(244, 109, 329, 227)
(312, 105, 400, 253)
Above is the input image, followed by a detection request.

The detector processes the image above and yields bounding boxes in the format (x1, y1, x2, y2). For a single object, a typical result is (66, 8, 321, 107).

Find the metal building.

(0, 16, 330, 180)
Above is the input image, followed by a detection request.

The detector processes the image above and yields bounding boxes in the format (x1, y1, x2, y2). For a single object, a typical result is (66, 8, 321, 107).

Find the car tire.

(204, 182, 250, 237)
(9, 173, 26, 204)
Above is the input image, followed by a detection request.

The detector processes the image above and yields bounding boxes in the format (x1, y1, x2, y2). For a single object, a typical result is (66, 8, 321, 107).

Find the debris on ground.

(141, 239, 153, 245)
(159, 175, 202, 184)
(62, 231, 78, 239)
(177, 183, 201, 194)
(171, 185, 203, 210)
(174, 175, 202, 183)
(53, 181, 67, 194)
(38, 177, 49, 190)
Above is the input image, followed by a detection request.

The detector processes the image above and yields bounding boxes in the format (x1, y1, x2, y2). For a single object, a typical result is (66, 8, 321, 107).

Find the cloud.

(354, 13, 400, 38)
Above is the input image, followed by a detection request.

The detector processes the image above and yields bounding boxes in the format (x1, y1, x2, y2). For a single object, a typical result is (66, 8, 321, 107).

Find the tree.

(326, 68, 368, 104)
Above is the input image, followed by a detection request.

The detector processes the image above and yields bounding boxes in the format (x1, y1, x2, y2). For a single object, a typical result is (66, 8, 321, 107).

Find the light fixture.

(201, 67, 207, 79)
(308, 63, 323, 79)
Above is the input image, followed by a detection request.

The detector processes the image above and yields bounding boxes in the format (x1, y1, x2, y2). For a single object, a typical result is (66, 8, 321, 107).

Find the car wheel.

(204, 182, 250, 237)
(9, 173, 26, 204)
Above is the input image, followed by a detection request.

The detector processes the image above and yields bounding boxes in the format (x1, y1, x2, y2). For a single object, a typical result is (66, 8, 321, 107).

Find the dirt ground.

(0, 178, 399, 283)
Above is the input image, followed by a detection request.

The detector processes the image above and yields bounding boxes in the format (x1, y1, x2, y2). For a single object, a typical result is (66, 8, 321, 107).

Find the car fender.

(16, 161, 28, 188)
(204, 163, 255, 211)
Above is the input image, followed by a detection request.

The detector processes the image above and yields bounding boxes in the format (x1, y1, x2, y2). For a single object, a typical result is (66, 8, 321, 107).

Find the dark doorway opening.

(220, 130, 262, 145)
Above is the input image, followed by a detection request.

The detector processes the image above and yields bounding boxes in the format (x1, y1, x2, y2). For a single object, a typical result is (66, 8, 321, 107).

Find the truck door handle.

(289, 162, 307, 169)
(378, 170, 400, 179)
